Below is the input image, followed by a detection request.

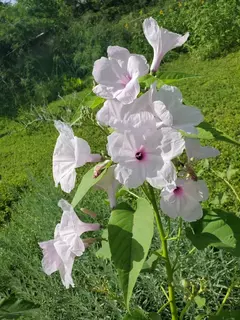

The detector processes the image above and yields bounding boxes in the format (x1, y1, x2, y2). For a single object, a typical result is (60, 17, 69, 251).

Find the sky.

(1, 0, 16, 3)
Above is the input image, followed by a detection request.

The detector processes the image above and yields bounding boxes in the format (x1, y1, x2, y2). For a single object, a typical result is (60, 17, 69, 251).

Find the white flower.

(160, 179, 209, 222)
(96, 90, 151, 130)
(151, 84, 203, 134)
(107, 112, 184, 188)
(143, 17, 189, 72)
(95, 165, 120, 208)
(53, 121, 101, 193)
(92, 46, 149, 104)
(185, 138, 220, 160)
(96, 84, 203, 135)
(39, 200, 100, 289)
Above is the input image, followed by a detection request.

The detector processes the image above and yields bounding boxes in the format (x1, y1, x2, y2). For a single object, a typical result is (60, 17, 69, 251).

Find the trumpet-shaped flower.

(96, 84, 203, 135)
(53, 121, 101, 193)
(95, 165, 120, 208)
(107, 112, 184, 188)
(152, 84, 203, 134)
(39, 200, 100, 288)
(96, 90, 151, 130)
(143, 17, 189, 72)
(185, 138, 220, 160)
(160, 179, 209, 222)
(92, 46, 149, 104)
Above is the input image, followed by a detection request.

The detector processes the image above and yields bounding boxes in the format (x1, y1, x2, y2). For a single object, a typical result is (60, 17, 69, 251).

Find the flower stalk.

(145, 183, 178, 320)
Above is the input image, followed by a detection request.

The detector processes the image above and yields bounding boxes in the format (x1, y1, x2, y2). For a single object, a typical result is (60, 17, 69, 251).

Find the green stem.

(146, 184, 178, 320)
(216, 280, 235, 315)
(180, 284, 195, 320)
(158, 300, 170, 314)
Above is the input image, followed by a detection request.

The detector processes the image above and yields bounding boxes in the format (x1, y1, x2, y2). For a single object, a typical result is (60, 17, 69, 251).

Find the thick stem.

(146, 184, 178, 320)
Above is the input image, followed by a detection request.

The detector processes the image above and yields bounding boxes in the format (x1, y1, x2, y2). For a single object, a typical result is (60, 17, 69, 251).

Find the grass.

(0, 88, 106, 223)
(1, 50, 240, 319)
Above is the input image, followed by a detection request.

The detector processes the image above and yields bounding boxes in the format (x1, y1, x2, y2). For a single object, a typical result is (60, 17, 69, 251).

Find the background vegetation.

(1, 0, 240, 319)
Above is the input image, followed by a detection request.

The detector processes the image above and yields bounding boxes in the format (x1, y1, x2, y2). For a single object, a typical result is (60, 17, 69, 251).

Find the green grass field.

(1, 51, 240, 319)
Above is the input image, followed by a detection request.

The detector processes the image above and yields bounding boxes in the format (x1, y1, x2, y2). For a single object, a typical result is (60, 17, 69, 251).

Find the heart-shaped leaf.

(186, 209, 240, 256)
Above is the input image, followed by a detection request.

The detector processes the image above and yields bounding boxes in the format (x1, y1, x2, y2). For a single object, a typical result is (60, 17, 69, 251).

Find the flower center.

(120, 74, 132, 86)
(135, 151, 144, 161)
(173, 186, 184, 197)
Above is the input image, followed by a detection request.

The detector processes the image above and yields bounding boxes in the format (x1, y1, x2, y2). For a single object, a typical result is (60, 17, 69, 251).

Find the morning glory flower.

(143, 17, 189, 72)
(185, 138, 220, 160)
(96, 84, 203, 135)
(92, 46, 149, 104)
(96, 90, 151, 130)
(107, 112, 184, 188)
(39, 200, 100, 288)
(160, 179, 209, 222)
(151, 84, 204, 134)
(53, 121, 101, 193)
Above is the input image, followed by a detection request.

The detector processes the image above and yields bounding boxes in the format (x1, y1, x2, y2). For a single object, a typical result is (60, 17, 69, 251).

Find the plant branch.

(216, 278, 236, 315)
(143, 183, 179, 320)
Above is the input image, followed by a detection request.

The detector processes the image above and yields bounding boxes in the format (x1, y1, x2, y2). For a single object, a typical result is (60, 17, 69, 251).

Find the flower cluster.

(39, 17, 219, 287)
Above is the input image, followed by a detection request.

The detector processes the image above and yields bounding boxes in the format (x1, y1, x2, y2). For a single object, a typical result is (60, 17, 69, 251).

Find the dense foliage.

(0, 0, 239, 116)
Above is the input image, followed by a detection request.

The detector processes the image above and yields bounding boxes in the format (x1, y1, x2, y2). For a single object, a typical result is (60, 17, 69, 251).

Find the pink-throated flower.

(39, 200, 100, 289)
(107, 112, 184, 188)
(92, 46, 149, 105)
(160, 179, 209, 222)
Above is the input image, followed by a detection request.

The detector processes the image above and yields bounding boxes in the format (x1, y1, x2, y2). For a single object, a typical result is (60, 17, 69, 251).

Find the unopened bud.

(93, 160, 110, 178)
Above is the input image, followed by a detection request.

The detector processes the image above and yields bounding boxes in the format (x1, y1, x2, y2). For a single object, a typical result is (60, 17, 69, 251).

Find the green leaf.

(227, 165, 238, 181)
(141, 250, 161, 273)
(71, 164, 110, 208)
(108, 198, 154, 311)
(194, 296, 206, 308)
(123, 309, 148, 320)
(197, 122, 240, 146)
(148, 312, 162, 320)
(83, 92, 105, 109)
(0, 295, 39, 319)
(209, 310, 240, 319)
(182, 121, 240, 146)
(156, 71, 201, 84)
(139, 75, 163, 88)
(95, 229, 111, 260)
(186, 209, 240, 256)
(211, 192, 228, 206)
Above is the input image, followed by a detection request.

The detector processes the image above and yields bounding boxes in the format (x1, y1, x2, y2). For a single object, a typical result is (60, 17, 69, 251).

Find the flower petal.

(143, 17, 189, 72)
(114, 163, 146, 188)
(107, 46, 130, 66)
(147, 161, 177, 189)
(115, 77, 140, 104)
(185, 138, 220, 160)
(159, 127, 185, 160)
(92, 57, 119, 85)
(95, 165, 120, 208)
(127, 54, 149, 78)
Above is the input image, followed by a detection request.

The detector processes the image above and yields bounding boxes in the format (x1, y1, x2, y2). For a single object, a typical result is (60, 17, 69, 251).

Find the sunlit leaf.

(71, 164, 110, 208)
(108, 198, 154, 310)
(194, 296, 206, 308)
(95, 229, 111, 260)
(186, 209, 240, 256)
